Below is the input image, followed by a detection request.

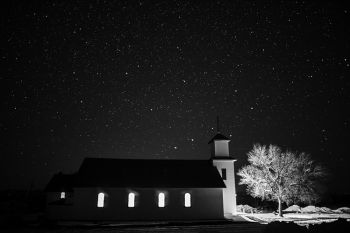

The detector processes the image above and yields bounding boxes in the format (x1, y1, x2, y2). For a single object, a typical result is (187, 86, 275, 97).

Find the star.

(1, 0, 348, 194)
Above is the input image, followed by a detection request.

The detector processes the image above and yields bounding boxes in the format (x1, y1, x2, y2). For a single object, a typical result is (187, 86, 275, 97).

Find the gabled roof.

(45, 158, 226, 190)
(45, 173, 76, 192)
(208, 133, 230, 144)
(75, 158, 225, 188)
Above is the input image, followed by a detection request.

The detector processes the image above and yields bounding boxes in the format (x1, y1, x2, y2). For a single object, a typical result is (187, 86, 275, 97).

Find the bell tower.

(209, 117, 237, 216)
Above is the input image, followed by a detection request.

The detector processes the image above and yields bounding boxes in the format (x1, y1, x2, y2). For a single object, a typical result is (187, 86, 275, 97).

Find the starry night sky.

(1, 1, 349, 193)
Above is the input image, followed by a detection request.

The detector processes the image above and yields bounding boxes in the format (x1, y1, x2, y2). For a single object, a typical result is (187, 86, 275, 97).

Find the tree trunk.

(278, 197, 283, 217)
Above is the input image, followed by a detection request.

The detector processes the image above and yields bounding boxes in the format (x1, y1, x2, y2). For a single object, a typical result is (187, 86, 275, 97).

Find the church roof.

(46, 158, 226, 190)
(45, 172, 76, 192)
(208, 133, 230, 144)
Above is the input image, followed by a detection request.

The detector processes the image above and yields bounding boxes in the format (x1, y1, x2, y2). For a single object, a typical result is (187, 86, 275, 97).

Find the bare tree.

(238, 144, 326, 217)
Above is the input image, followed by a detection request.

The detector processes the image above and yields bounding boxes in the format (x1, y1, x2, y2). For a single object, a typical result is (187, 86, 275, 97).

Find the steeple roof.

(208, 133, 230, 144)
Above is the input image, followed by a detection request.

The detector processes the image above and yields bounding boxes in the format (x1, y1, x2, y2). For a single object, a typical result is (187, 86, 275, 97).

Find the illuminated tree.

(238, 144, 326, 217)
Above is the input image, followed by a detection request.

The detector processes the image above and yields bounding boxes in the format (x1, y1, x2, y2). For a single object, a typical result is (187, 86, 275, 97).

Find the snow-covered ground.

(1, 220, 265, 233)
(237, 205, 350, 226)
(1, 205, 349, 232)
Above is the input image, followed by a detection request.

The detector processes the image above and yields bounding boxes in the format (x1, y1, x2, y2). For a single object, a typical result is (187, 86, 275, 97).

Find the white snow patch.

(284, 205, 301, 212)
(283, 205, 350, 214)
(318, 207, 333, 213)
(301, 205, 319, 213)
(336, 207, 350, 214)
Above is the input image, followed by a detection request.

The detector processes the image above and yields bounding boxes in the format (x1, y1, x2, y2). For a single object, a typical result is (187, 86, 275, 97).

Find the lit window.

(97, 193, 105, 207)
(128, 192, 135, 207)
(60, 192, 65, 199)
(184, 193, 191, 207)
(221, 168, 227, 180)
(158, 192, 165, 207)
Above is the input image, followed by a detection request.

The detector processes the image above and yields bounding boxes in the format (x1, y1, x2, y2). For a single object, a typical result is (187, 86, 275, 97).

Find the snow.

(284, 205, 301, 212)
(238, 208, 350, 227)
(301, 205, 319, 213)
(336, 207, 350, 214)
(318, 207, 333, 213)
(236, 204, 259, 213)
(283, 205, 349, 214)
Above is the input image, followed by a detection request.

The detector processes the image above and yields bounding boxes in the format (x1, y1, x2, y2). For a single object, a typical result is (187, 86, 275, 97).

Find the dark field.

(1, 190, 350, 232)
(2, 220, 350, 233)
(1, 222, 265, 233)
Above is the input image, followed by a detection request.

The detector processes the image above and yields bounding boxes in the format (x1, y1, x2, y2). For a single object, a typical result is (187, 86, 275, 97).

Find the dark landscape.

(2, 0, 349, 232)
(1, 190, 350, 232)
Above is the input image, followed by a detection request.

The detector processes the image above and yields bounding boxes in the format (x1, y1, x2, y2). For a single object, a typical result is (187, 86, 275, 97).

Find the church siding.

(46, 187, 224, 221)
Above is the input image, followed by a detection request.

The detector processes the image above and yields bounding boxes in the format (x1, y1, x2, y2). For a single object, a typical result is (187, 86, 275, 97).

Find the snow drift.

(283, 205, 350, 214)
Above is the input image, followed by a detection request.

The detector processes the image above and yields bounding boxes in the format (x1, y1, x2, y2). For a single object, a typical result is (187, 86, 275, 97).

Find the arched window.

(97, 192, 105, 207)
(60, 191, 65, 199)
(184, 193, 191, 207)
(128, 192, 135, 207)
(158, 192, 165, 207)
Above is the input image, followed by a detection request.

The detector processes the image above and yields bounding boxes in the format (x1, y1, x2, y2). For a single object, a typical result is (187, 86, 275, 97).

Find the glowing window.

(60, 192, 65, 199)
(97, 193, 105, 208)
(158, 192, 165, 207)
(128, 192, 135, 207)
(184, 193, 191, 207)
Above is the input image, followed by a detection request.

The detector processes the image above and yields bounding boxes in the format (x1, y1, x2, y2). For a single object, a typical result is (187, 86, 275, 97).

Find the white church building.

(45, 132, 237, 221)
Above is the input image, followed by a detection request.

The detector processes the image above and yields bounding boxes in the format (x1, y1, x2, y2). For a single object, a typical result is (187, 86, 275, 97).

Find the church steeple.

(209, 117, 237, 215)
(208, 116, 231, 158)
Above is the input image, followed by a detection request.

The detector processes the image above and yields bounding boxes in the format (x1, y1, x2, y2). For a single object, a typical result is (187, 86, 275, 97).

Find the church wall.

(46, 192, 74, 220)
(46, 188, 224, 221)
(213, 160, 237, 215)
(46, 192, 59, 204)
(46, 192, 74, 205)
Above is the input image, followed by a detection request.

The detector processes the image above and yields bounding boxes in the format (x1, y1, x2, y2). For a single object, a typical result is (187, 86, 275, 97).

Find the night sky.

(1, 1, 349, 194)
